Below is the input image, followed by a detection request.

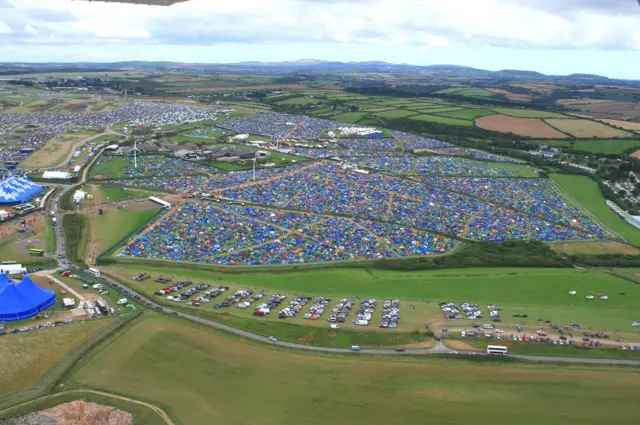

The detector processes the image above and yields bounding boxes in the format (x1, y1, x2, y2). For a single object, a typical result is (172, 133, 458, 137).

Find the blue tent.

(0, 176, 42, 204)
(0, 271, 13, 292)
(0, 274, 55, 321)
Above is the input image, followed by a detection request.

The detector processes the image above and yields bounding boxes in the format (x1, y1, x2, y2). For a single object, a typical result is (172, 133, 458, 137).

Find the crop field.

(432, 108, 496, 120)
(165, 84, 308, 93)
(546, 119, 635, 138)
(20, 132, 93, 168)
(598, 119, 640, 131)
(275, 97, 323, 105)
(434, 87, 497, 98)
(556, 99, 640, 120)
(486, 88, 533, 102)
(408, 114, 473, 126)
(65, 313, 640, 425)
(372, 109, 420, 119)
(330, 112, 368, 123)
(527, 138, 640, 154)
(551, 174, 640, 245)
(476, 115, 569, 138)
(550, 241, 640, 255)
(489, 108, 569, 119)
(0, 319, 112, 397)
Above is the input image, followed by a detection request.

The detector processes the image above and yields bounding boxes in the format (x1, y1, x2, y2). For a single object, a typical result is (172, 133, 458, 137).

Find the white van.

(355, 320, 369, 326)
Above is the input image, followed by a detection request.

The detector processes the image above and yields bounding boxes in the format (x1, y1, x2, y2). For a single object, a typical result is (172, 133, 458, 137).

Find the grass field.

(20, 132, 92, 168)
(88, 156, 131, 179)
(490, 108, 569, 119)
(408, 114, 473, 126)
(532, 139, 640, 154)
(105, 265, 640, 338)
(64, 313, 640, 425)
(330, 112, 368, 123)
(0, 319, 112, 397)
(550, 241, 640, 255)
(551, 174, 640, 246)
(372, 109, 419, 119)
(546, 119, 635, 138)
(432, 108, 496, 119)
(88, 203, 161, 257)
(275, 97, 323, 105)
(434, 88, 497, 98)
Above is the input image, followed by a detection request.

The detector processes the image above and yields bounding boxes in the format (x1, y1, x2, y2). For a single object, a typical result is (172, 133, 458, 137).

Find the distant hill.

(72, 0, 189, 5)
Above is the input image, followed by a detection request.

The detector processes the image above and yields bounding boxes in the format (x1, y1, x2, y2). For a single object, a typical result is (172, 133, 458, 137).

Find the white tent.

(42, 171, 72, 180)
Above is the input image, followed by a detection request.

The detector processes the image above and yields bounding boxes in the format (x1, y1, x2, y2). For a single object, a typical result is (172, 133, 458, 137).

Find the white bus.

(486, 345, 508, 356)
(88, 267, 101, 278)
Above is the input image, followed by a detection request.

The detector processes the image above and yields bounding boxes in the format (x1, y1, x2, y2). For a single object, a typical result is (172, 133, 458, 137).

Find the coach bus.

(29, 248, 44, 257)
(486, 345, 508, 356)
(88, 267, 101, 278)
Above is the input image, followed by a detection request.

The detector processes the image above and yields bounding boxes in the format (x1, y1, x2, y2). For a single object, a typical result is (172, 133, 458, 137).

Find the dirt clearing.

(551, 241, 640, 256)
(4, 400, 133, 425)
(475, 115, 568, 138)
(20, 133, 92, 168)
(546, 119, 634, 138)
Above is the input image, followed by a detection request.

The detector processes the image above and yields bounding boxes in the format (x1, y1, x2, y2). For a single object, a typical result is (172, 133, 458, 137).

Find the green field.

(275, 97, 323, 105)
(62, 313, 640, 425)
(331, 112, 368, 123)
(533, 139, 640, 154)
(88, 156, 131, 179)
(434, 88, 497, 98)
(0, 320, 112, 397)
(105, 265, 640, 338)
(373, 109, 419, 119)
(490, 108, 569, 119)
(432, 108, 496, 120)
(552, 174, 640, 245)
(90, 204, 161, 256)
(408, 114, 473, 126)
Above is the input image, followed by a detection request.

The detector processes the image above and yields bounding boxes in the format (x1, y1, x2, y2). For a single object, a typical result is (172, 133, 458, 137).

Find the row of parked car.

(303, 297, 330, 320)
(155, 280, 193, 296)
(440, 302, 502, 322)
(279, 295, 313, 319)
(380, 299, 399, 329)
(0, 318, 75, 337)
(253, 294, 287, 316)
(353, 299, 376, 326)
(328, 298, 355, 323)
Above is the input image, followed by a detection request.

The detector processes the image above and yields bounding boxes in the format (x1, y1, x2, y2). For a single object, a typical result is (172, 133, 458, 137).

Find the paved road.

(47, 160, 640, 366)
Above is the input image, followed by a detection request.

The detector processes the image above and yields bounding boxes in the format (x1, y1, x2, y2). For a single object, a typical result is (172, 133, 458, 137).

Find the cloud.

(0, 0, 638, 62)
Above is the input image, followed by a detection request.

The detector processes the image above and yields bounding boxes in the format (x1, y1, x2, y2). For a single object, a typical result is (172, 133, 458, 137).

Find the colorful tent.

(0, 176, 42, 204)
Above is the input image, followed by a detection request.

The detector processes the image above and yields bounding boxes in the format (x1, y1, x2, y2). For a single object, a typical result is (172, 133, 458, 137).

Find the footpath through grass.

(64, 313, 640, 425)
(552, 173, 640, 245)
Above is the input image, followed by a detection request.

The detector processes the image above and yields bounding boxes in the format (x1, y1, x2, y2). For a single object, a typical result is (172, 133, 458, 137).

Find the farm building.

(0, 176, 42, 205)
(0, 271, 56, 321)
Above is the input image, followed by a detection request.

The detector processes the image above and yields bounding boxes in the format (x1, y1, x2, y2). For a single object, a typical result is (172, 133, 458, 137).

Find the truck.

(351, 346, 361, 352)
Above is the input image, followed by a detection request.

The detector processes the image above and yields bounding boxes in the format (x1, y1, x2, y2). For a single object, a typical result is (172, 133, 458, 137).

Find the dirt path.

(32, 272, 86, 302)
(0, 389, 175, 425)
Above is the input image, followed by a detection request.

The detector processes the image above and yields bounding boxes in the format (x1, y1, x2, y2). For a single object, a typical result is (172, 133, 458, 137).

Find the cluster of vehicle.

(154, 275, 173, 284)
(440, 302, 462, 319)
(487, 304, 501, 322)
(460, 302, 482, 320)
(303, 297, 330, 320)
(251, 294, 286, 316)
(353, 299, 376, 326)
(212, 288, 261, 309)
(132, 273, 150, 281)
(380, 299, 399, 329)
(234, 290, 266, 309)
(155, 280, 193, 297)
(0, 318, 74, 337)
(279, 295, 313, 319)
(328, 298, 355, 323)
(60, 271, 110, 295)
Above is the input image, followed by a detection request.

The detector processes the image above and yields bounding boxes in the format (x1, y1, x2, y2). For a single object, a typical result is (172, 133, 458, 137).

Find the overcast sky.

(0, 0, 638, 78)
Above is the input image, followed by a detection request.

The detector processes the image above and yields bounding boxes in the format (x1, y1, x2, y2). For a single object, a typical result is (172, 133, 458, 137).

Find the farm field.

(489, 108, 569, 119)
(330, 112, 368, 123)
(476, 115, 568, 138)
(432, 108, 496, 119)
(275, 97, 323, 105)
(527, 138, 640, 154)
(434, 87, 497, 98)
(551, 174, 640, 246)
(65, 313, 640, 425)
(408, 114, 473, 126)
(486, 88, 533, 102)
(0, 319, 112, 397)
(20, 132, 94, 168)
(598, 119, 640, 131)
(550, 241, 640, 256)
(372, 109, 419, 119)
(546, 119, 635, 138)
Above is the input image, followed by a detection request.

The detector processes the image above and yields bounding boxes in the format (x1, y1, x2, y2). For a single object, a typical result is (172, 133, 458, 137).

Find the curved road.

(47, 156, 640, 367)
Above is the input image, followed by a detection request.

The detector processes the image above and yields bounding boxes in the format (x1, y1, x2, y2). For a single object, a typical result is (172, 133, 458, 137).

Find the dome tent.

(0, 273, 55, 321)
